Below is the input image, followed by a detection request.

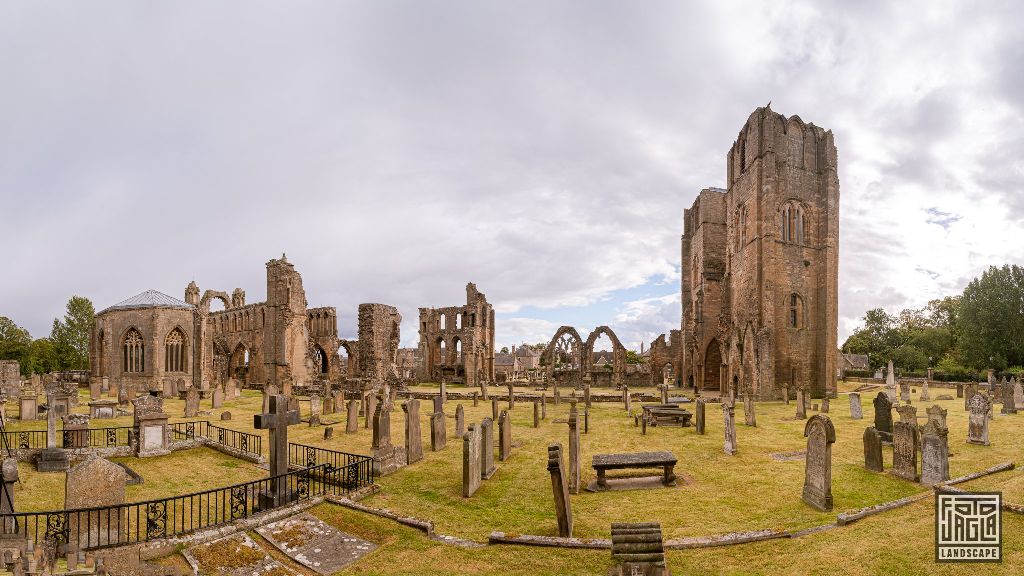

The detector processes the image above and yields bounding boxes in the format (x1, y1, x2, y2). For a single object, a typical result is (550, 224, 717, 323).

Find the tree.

(50, 295, 95, 371)
(625, 350, 645, 365)
(499, 346, 509, 354)
(26, 338, 59, 375)
(0, 316, 33, 373)
(957, 265, 1024, 370)
(841, 308, 903, 369)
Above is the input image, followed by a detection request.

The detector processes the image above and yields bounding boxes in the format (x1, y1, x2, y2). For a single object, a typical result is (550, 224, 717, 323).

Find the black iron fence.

(1, 427, 134, 451)
(170, 421, 262, 458)
(288, 443, 374, 489)
(0, 462, 372, 550)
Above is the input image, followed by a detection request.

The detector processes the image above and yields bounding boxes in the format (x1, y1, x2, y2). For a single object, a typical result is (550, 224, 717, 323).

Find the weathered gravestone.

(533, 401, 540, 428)
(480, 417, 496, 480)
(323, 426, 334, 440)
(920, 420, 949, 486)
(886, 359, 897, 402)
(541, 393, 547, 419)
(18, 390, 37, 421)
(795, 389, 807, 419)
(743, 393, 756, 427)
(133, 394, 169, 458)
(895, 404, 917, 424)
(36, 401, 69, 472)
(920, 379, 930, 401)
(184, 386, 200, 418)
(622, 385, 630, 411)
(161, 377, 175, 399)
(964, 384, 977, 410)
(364, 393, 377, 429)
(371, 397, 405, 475)
(508, 383, 516, 410)
(491, 398, 499, 421)
(821, 397, 830, 414)
(1014, 378, 1024, 408)
(966, 393, 991, 445)
(608, 522, 668, 576)
(346, 399, 358, 433)
(212, 384, 224, 409)
(568, 402, 581, 494)
(891, 421, 920, 482)
(65, 455, 129, 549)
(254, 394, 301, 508)
(220, 411, 232, 421)
(547, 443, 573, 537)
(722, 398, 737, 455)
(462, 424, 481, 497)
(1001, 380, 1017, 415)
(498, 410, 512, 461)
(62, 414, 90, 448)
(849, 392, 863, 419)
(309, 394, 323, 421)
(694, 398, 706, 435)
(262, 384, 280, 413)
(455, 403, 465, 438)
(956, 383, 964, 398)
(802, 415, 836, 511)
(863, 427, 883, 472)
(403, 399, 423, 465)
(873, 392, 893, 442)
(431, 398, 446, 452)
(927, 404, 948, 429)
(225, 378, 238, 400)
(899, 380, 911, 403)
(782, 385, 790, 404)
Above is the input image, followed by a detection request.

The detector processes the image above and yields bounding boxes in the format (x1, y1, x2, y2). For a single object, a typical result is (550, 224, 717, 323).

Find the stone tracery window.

(781, 201, 806, 243)
(164, 328, 187, 372)
(123, 328, 145, 373)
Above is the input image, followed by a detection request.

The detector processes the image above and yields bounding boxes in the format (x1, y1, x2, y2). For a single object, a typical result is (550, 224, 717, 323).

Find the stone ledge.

(327, 495, 434, 535)
(488, 531, 611, 549)
(663, 529, 790, 549)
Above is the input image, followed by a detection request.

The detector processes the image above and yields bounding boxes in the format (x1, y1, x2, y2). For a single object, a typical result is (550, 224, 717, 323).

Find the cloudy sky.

(1, 1, 1022, 352)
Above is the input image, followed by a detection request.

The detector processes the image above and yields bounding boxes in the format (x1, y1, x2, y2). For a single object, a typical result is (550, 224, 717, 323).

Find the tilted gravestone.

(568, 402, 581, 494)
(403, 399, 423, 465)
(966, 394, 991, 445)
(455, 404, 465, 437)
(802, 415, 836, 512)
(346, 399, 359, 433)
(795, 389, 807, 420)
(743, 393, 756, 427)
(498, 410, 512, 461)
(873, 392, 893, 442)
(462, 424, 481, 498)
(849, 392, 863, 419)
(694, 398, 706, 435)
(65, 455, 130, 549)
(863, 427, 883, 472)
(722, 397, 737, 455)
(608, 522, 668, 576)
(920, 420, 949, 486)
(547, 443, 573, 537)
(891, 421, 920, 482)
(480, 417, 496, 480)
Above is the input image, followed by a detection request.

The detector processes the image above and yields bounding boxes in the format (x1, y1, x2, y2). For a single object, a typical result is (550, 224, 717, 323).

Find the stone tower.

(682, 106, 839, 399)
(262, 254, 311, 394)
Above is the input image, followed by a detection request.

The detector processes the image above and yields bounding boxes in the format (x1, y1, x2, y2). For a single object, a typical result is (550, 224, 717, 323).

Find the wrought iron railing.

(288, 443, 374, 489)
(1, 427, 135, 450)
(170, 421, 262, 458)
(0, 462, 372, 550)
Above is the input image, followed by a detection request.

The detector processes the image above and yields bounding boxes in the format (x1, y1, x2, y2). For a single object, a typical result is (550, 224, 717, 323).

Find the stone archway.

(583, 326, 627, 387)
(543, 326, 585, 386)
(704, 339, 722, 391)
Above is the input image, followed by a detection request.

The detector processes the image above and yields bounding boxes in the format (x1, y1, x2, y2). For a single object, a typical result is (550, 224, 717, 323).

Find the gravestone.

(847, 392, 863, 420)
(583, 384, 591, 409)
(927, 404, 948, 429)
(365, 394, 377, 429)
(133, 394, 169, 458)
(455, 404, 465, 437)
(722, 397, 737, 455)
(891, 421, 920, 482)
(371, 396, 405, 475)
(568, 402, 581, 494)
(87, 399, 116, 419)
(802, 415, 836, 511)
(695, 398, 706, 435)
(660, 384, 669, 405)
(212, 385, 224, 409)
(547, 443, 573, 537)
(541, 393, 547, 419)
(440, 380, 447, 402)
(964, 384, 977, 410)
(821, 397, 830, 414)
(184, 386, 200, 418)
(289, 396, 301, 418)
(623, 387, 631, 413)
(324, 426, 334, 440)
(346, 399, 358, 433)
(795, 389, 807, 419)
(310, 394, 323, 421)
(1001, 380, 1017, 415)
(323, 394, 335, 416)
(402, 399, 423, 465)
(863, 427, 883, 472)
(62, 414, 90, 448)
(254, 394, 301, 508)
(782, 385, 790, 404)
(334, 391, 346, 414)
(1014, 378, 1024, 408)
(263, 384, 280, 412)
(36, 401, 69, 472)
(966, 394, 991, 445)
(533, 401, 540, 428)
(18, 391, 37, 421)
(498, 410, 512, 461)
(161, 378, 175, 399)
(430, 408, 446, 452)
(609, 522, 668, 576)
(221, 411, 231, 421)
(873, 392, 893, 442)
(920, 379, 930, 401)
(920, 420, 949, 486)
(508, 383, 516, 410)
(899, 380, 911, 403)
(492, 398, 499, 421)
(895, 404, 917, 424)
(225, 378, 238, 400)
(886, 359, 897, 402)
(65, 456, 129, 549)
(480, 417, 496, 479)
(743, 393, 756, 427)
(462, 424, 481, 497)
(956, 383, 963, 398)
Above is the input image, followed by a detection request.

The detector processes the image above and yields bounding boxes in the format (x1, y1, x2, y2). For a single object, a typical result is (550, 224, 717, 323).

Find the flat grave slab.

(256, 511, 377, 575)
(185, 532, 298, 576)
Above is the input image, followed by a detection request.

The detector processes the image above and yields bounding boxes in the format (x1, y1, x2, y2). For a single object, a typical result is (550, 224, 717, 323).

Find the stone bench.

(592, 451, 677, 490)
(641, 405, 692, 427)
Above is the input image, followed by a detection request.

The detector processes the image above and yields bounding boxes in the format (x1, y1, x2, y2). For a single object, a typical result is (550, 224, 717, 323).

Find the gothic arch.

(543, 326, 585, 385)
(583, 326, 627, 386)
(199, 290, 231, 315)
(703, 338, 722, 391)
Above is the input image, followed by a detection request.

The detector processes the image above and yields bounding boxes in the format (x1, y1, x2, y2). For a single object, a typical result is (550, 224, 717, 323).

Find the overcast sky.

(1, 1, 1022, 353)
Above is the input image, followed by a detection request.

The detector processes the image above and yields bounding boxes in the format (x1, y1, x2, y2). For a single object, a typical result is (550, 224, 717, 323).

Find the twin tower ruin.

(681, 105, 839, 399)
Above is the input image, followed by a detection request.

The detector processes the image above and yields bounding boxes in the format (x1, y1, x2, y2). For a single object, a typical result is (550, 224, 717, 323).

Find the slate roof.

(101, 290, 194, 313)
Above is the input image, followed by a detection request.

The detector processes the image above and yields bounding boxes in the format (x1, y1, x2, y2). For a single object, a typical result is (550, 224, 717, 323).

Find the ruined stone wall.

(207, 302, 268, 387)
(355, 303, 401, 386)
(648, 330, 683, 386)
(262, 256, 311, 395)
(681, 189, 728, 391)
(416, 282, 495, 386)
(307, 307, 341, 381)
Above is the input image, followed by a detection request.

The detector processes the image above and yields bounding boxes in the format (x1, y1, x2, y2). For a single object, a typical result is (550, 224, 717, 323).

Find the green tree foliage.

(625, 350, 645, 365)
(499, 346, 509, 354)
(50, 295, 95, 371)
(0, 316, 33, 373)
(26, 338, 59, 375)
(957, 265, 1024, 370)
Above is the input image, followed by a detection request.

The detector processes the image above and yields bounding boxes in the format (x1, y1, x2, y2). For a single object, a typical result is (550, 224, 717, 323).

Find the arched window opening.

(439, 338, 446, 363)
(781, 202, 807, 243)
(454, 338, 462, 362)
(455, 313, 462, 329)
(440, 313, 447, 330)
(788, 293, 805, 329)
(123, 328, 145, 373)
(165, 328, 187, 372)
(313, 345, 328, 374)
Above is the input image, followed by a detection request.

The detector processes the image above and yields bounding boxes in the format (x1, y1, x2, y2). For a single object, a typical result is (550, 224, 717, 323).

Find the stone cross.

(873, 392, 893, 442)
(891, 421, 919, 482)
(863, 427, 883, 472)
(462, 424, 481, 497)
(966, 393, 991, 445)
(920, 420, 949, 486)
(547, 443, 573, 537)
(722, 398, 737, 455)
(695, 398, 706, 435)
(743, 393, 756, 427)
(802, 415, 835, 511)
(253, 394, 300, 507)
(849, 392, 863, 419)
(403, 399, 423, 464)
